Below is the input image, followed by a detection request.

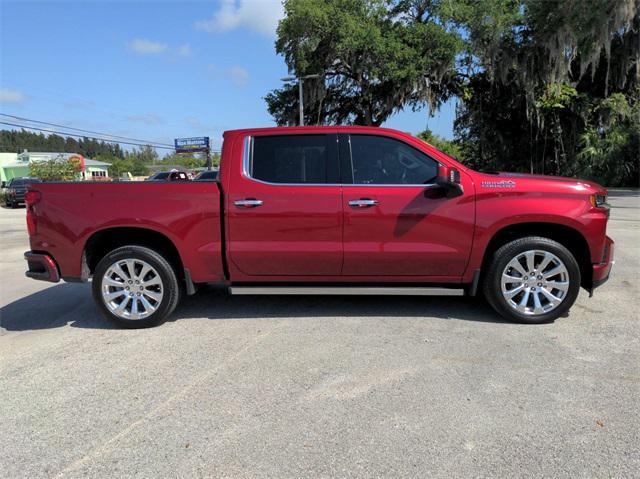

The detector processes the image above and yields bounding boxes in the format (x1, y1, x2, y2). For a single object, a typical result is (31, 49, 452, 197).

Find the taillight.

(25, 190, 41, 206)
(25, 190, 41, 236)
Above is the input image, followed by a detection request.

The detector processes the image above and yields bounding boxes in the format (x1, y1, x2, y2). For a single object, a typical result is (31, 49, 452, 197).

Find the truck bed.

(27, 181, 225, 283)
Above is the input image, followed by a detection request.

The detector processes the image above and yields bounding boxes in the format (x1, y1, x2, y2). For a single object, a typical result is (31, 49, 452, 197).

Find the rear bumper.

(591, 236, 614, 290)
(24, 251, 60, 283)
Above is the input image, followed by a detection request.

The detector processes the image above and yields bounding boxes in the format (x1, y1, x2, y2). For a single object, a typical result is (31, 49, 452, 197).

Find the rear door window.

(250, 134, 337, 184)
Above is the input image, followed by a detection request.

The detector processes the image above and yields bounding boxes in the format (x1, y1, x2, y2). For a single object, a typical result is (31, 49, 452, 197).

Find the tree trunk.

(365, 106, 374, 126)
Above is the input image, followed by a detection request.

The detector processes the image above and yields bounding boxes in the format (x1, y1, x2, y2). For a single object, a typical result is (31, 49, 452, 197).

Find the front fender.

(462, 191, 598, 282)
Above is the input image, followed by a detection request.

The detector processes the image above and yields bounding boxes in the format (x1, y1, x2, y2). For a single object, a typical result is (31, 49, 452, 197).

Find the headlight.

(590, 194, 608, 208)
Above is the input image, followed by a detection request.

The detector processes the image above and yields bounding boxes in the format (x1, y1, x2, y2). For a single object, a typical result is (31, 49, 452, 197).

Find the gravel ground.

(1, 190, 638, 478)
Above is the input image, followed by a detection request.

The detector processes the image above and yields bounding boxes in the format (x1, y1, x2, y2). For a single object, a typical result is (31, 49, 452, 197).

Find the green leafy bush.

(29, 156, 82, 181)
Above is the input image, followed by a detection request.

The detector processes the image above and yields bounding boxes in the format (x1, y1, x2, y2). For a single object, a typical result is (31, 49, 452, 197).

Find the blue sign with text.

(174, 137, 210, 153)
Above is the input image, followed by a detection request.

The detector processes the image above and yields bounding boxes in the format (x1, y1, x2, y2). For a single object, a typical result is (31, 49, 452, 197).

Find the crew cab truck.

(23, 126, 614, 328)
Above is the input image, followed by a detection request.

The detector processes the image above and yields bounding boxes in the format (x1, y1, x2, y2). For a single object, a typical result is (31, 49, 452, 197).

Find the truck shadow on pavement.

(1, 283, 507, 332)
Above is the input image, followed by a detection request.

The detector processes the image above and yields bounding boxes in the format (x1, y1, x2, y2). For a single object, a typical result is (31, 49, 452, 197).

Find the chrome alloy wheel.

(501, 250, 570, 316)
(101, 259, 164, 320)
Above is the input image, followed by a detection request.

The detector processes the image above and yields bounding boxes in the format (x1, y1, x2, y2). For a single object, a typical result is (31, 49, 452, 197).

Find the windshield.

(196, 171, 217, 180)
(10, 178, 38, 186)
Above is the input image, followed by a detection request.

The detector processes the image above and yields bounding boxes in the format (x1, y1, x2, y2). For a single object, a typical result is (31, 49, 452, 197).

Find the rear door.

(226, 132, 343, 277)
(341, 133, 475, 277)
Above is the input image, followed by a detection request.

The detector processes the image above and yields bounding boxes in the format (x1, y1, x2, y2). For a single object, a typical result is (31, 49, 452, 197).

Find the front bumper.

(7, 191, 26, 203)
(24, 251, 60, 283)
(591, 236, 614, 291)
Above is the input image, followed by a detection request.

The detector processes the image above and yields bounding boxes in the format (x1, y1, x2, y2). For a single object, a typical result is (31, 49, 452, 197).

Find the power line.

(0, 144, 122, 156)
(0, 113, 174, 148)
(0, 121, 175, 150)
(0, 138, 222, 155)
(6, 82, 195, 131)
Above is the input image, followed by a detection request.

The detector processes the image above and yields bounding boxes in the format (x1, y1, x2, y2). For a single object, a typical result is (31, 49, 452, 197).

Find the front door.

(227, 132, 343, 277)
(341, 133, 475, 277)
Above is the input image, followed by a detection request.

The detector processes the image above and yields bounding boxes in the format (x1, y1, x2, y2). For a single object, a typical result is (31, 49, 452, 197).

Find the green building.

(0, 152, 29, 184)
(0, 151, 110, 184)
(82, 158, 111, 179)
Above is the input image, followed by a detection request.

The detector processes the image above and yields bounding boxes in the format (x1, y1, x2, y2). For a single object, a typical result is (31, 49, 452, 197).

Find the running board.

(229, 286, 464, 296)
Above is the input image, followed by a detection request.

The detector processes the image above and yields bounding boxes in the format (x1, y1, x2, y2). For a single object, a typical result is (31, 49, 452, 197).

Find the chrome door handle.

(348, 199, 379, 208)
(234, 199, 263, 208)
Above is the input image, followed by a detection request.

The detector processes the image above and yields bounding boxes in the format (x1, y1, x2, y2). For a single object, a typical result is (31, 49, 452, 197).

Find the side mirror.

(435, 165, 463, 198)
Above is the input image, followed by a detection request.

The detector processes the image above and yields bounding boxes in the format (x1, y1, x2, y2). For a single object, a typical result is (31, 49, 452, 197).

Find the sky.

(0, 0, 456, 153)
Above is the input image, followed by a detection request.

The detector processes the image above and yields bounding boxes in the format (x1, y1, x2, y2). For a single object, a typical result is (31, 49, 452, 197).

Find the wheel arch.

(479, 222, 592, 289)
(84, 227, 184, 281)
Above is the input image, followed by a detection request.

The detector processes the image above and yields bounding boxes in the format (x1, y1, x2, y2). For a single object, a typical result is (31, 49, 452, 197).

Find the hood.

(479, 171, 606, 193)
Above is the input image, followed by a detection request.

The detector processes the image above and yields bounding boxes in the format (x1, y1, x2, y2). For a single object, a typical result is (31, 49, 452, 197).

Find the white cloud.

(176, 44, 192, 57)
(0, 88, 26, 103)
(128, 39, 192, 59)
(185, 117, 204, 130)
(226, 66, 250, 87)
(195, 0, 284, 37)
(128, 38, 168, 55)
(208, 64, 250, 87)
(185, 117, 227, 135)
(126, 113, 164, 125)
(63, 99, 96, 110)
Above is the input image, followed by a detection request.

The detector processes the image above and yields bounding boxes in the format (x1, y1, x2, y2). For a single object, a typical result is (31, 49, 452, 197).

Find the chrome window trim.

(343, 183, 438, 188)
(241, 134, 442, 188)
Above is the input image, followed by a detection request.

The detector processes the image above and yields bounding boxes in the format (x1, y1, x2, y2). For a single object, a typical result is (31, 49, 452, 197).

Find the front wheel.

(483, 236, 581, 324)
(92, 245, 180, 328)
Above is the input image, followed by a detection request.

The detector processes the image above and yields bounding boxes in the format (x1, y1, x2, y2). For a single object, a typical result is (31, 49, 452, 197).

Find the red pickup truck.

(23, 126, 614, 328)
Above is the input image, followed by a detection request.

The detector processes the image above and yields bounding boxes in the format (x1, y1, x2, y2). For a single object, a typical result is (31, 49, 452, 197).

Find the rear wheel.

(92, 245, 180, 328)
(483, 236, 581, 324)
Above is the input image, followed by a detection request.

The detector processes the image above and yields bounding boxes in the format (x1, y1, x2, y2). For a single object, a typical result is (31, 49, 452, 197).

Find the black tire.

(92, 245, 180, 328)
(483, 236, 581, 324)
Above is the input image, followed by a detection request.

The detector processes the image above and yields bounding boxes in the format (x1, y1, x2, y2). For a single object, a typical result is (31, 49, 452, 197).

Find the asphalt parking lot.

(1, 191, 638, 478)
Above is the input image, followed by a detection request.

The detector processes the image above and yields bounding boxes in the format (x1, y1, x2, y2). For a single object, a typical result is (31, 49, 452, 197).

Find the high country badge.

(481, 180, 516, 188)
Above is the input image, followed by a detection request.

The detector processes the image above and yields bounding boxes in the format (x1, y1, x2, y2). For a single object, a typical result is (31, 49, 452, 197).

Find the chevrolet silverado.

(23, 126, 614, 327)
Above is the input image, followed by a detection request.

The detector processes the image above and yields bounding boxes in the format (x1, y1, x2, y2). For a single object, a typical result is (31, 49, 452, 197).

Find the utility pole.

(298, 79, 304, 126)
(280, 74, 322, 126)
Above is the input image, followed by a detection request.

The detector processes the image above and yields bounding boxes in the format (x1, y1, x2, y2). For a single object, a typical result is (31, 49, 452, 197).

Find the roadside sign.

(174, 137, 210, 153)
(67, 154, 85, 172)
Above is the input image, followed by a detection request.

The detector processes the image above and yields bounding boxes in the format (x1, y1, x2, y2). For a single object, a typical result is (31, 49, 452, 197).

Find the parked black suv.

(145, 171, 190, 181)
(193, 169, 218, 181)
(4, 177, 41, 208)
